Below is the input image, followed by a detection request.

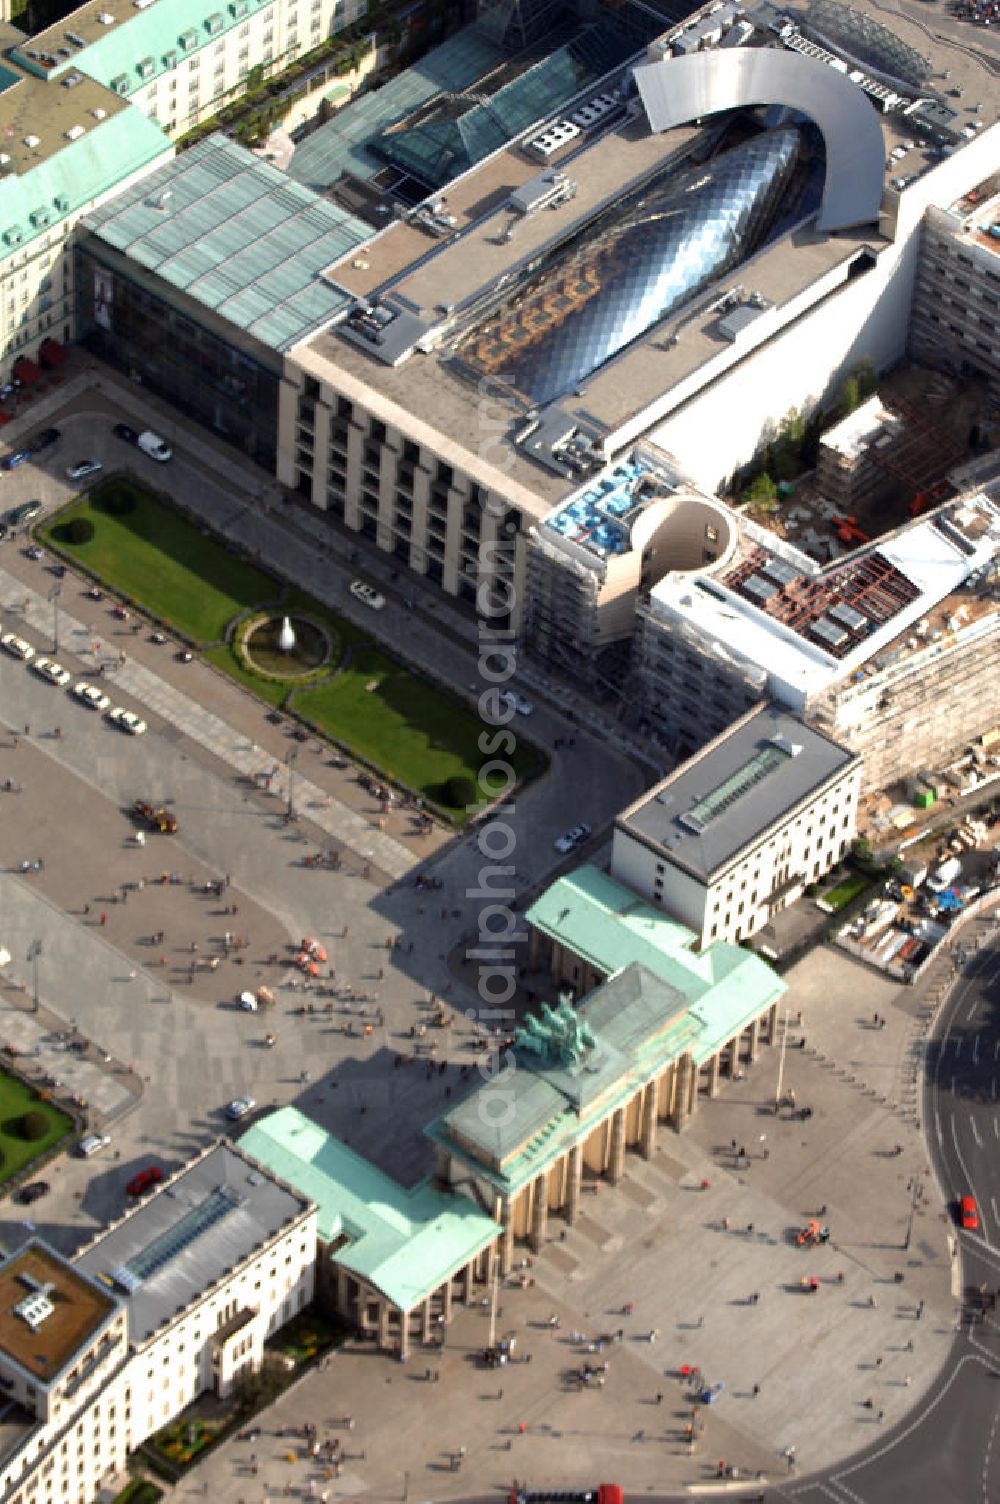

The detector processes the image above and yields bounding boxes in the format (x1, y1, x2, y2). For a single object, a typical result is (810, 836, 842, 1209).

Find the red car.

(126, 1166, 163, 1197)
(960, 1194, 978, 1231)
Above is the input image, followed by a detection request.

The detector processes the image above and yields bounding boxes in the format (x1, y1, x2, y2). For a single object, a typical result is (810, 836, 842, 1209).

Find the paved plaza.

(0, 371, 984, 1498)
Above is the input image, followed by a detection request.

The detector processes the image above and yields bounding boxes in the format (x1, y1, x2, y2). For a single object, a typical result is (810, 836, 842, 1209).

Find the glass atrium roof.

(455, 127, 802, 407)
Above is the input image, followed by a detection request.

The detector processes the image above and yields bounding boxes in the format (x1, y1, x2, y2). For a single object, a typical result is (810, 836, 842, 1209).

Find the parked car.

(32, 657, 71, 687)
(25, 544, 43, 560)
(350, 579, 386, 611)
(107, 707, 147, 735)
(66, 459, 103, 481)
(78, 1132, 110, 1158)
(113, 422, 140, 445)
(225, 1095, 256, 1121)
(498, 689, 535, 717)
(29, 427, 60, 454)
(960, 1194, 979, 1231)
(2, 449, 31, 471)
(137, 430, 172, 462)
(14, 1181, 50, 1205)
(554, 822, 592, 854)
(1, 631, 34, 661)
(73, 681, 111, 711)
(126, 1166, 163, 1196)
(7, 499, 42, 526)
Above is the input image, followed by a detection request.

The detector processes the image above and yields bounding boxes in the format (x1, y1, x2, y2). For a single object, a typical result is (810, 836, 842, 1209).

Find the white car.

(554, 822, 592, 854)
(33, 656, 71, 687)
(1, 631, 34, 661)
(107, 707, 147, 736)
(74, 681, 111, 711)
(498, 689, 535, 717)
(350, 579, 386, 611)
(137, 430, 172, 462)
(225, 1095, 256, 1121)
(78, 1132, 110, 1158)
(237, 991, 258, 1012)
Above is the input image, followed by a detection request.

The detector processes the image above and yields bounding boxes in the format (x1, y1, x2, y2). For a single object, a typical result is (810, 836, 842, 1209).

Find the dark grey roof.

(617, 704, 858, 880)
(634, 49, 886, 232)
(75, 1142, 311, 1346)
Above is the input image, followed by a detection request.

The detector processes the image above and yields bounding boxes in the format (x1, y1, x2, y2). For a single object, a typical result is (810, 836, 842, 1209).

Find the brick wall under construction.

(806, 614, 1000, 793)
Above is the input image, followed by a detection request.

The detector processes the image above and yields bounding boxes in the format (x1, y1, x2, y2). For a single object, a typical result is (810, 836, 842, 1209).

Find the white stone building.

(0, 1140, 315, 1504)
(612, 703, 862, 948)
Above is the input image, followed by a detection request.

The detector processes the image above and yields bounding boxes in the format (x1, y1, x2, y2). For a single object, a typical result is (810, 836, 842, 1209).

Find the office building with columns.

(239, 1107, 500, 1361)
(427, 866, 785, 1266)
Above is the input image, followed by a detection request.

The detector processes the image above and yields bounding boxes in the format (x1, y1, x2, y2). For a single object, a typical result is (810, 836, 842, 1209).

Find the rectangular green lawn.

(0, 1069, 73, 1185)
(42, 480, 276, 643)
(821, 872, 871, 911)
(293, 646, 537, 815)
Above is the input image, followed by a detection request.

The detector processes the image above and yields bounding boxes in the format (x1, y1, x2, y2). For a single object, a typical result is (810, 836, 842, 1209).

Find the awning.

(13, 357, 40, 385)
(39, 339, 69, 369)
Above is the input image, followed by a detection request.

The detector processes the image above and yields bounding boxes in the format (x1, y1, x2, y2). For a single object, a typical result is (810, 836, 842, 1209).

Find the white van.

(78, 1132, 110, 1157)
(137, 430, 172, 463)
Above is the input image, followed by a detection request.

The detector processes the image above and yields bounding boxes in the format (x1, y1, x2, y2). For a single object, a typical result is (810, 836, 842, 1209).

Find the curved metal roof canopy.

(633, 50, 886, 232)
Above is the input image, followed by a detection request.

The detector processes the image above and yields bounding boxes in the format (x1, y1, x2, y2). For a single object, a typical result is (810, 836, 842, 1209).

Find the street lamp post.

(773, 1004, 789, 1111)
(286, 745, 299, 822)
(48, 584, 62, 654)
(26, 939, 41, 1014)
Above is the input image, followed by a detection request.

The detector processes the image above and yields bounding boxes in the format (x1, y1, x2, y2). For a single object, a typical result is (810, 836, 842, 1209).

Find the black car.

(113, 422, 140, 445)
(14, 1180, 49, 1205)
(29, 427, 60, 454)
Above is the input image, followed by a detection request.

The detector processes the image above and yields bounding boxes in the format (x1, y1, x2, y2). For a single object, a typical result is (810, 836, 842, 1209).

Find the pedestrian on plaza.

(752, 1383, 760, 1398)
(904, 1375, 912, 1386)
(100, 912, 108, 926)
(916, 1300, 924, 1319)
(877, 1409, 884, 1423)
(875, 1356, 883, 1368)
(723, 1217, 730, 1231)
(84, 904, 90, 916)
(869, 1295, 877, 1309)
(655, 1392, 663, 1404)
(23, 724, 29, 735)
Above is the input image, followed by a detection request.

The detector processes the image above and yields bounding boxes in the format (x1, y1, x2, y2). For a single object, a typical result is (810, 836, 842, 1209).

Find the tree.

(836, 374, 861, 421)
(55, 516, 95, 544)
(853, 356, 877, 400)
(742, 471, 778, 505)
(20, 1109, 49, 1141)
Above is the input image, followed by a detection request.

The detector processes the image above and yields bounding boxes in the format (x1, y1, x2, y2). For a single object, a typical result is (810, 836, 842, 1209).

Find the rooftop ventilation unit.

(53, 193, 69, 210)
(15, 1290, 55, 1331)
(134, 0, 156, 9)
(66, 30, 86, 45)
(0, 153, 10, 166)
(62, 71, 83, 86)
(23, 134, 40, 148)
(64, 124, 84, 140)
(111, 74, 129, 94)
(97, 9, 115, 20)
(91, 106, 106, 119)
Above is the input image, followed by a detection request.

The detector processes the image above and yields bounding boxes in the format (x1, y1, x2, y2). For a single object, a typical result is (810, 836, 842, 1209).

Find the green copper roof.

(16, 0, 275, 93)
(0, 101, 170, 263)
(81, 134, 365, 352)
(525, 864, 698, 974)
(239, 1107, 498, 1312)
(429, 869, 786, 1192)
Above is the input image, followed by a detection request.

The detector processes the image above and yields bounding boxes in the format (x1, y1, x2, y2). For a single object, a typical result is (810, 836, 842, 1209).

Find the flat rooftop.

(299, 110, 876, 508)
(0, 1242, 117, 1383)
(648, 492, 1000, 701)
(0, 62, 133, 176)
(618, 702, 859, 879)
(75, 1141, 311, 1345)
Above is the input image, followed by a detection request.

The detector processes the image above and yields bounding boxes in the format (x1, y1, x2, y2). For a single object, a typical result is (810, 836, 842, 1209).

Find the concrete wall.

(642, 124, 1000, 493)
